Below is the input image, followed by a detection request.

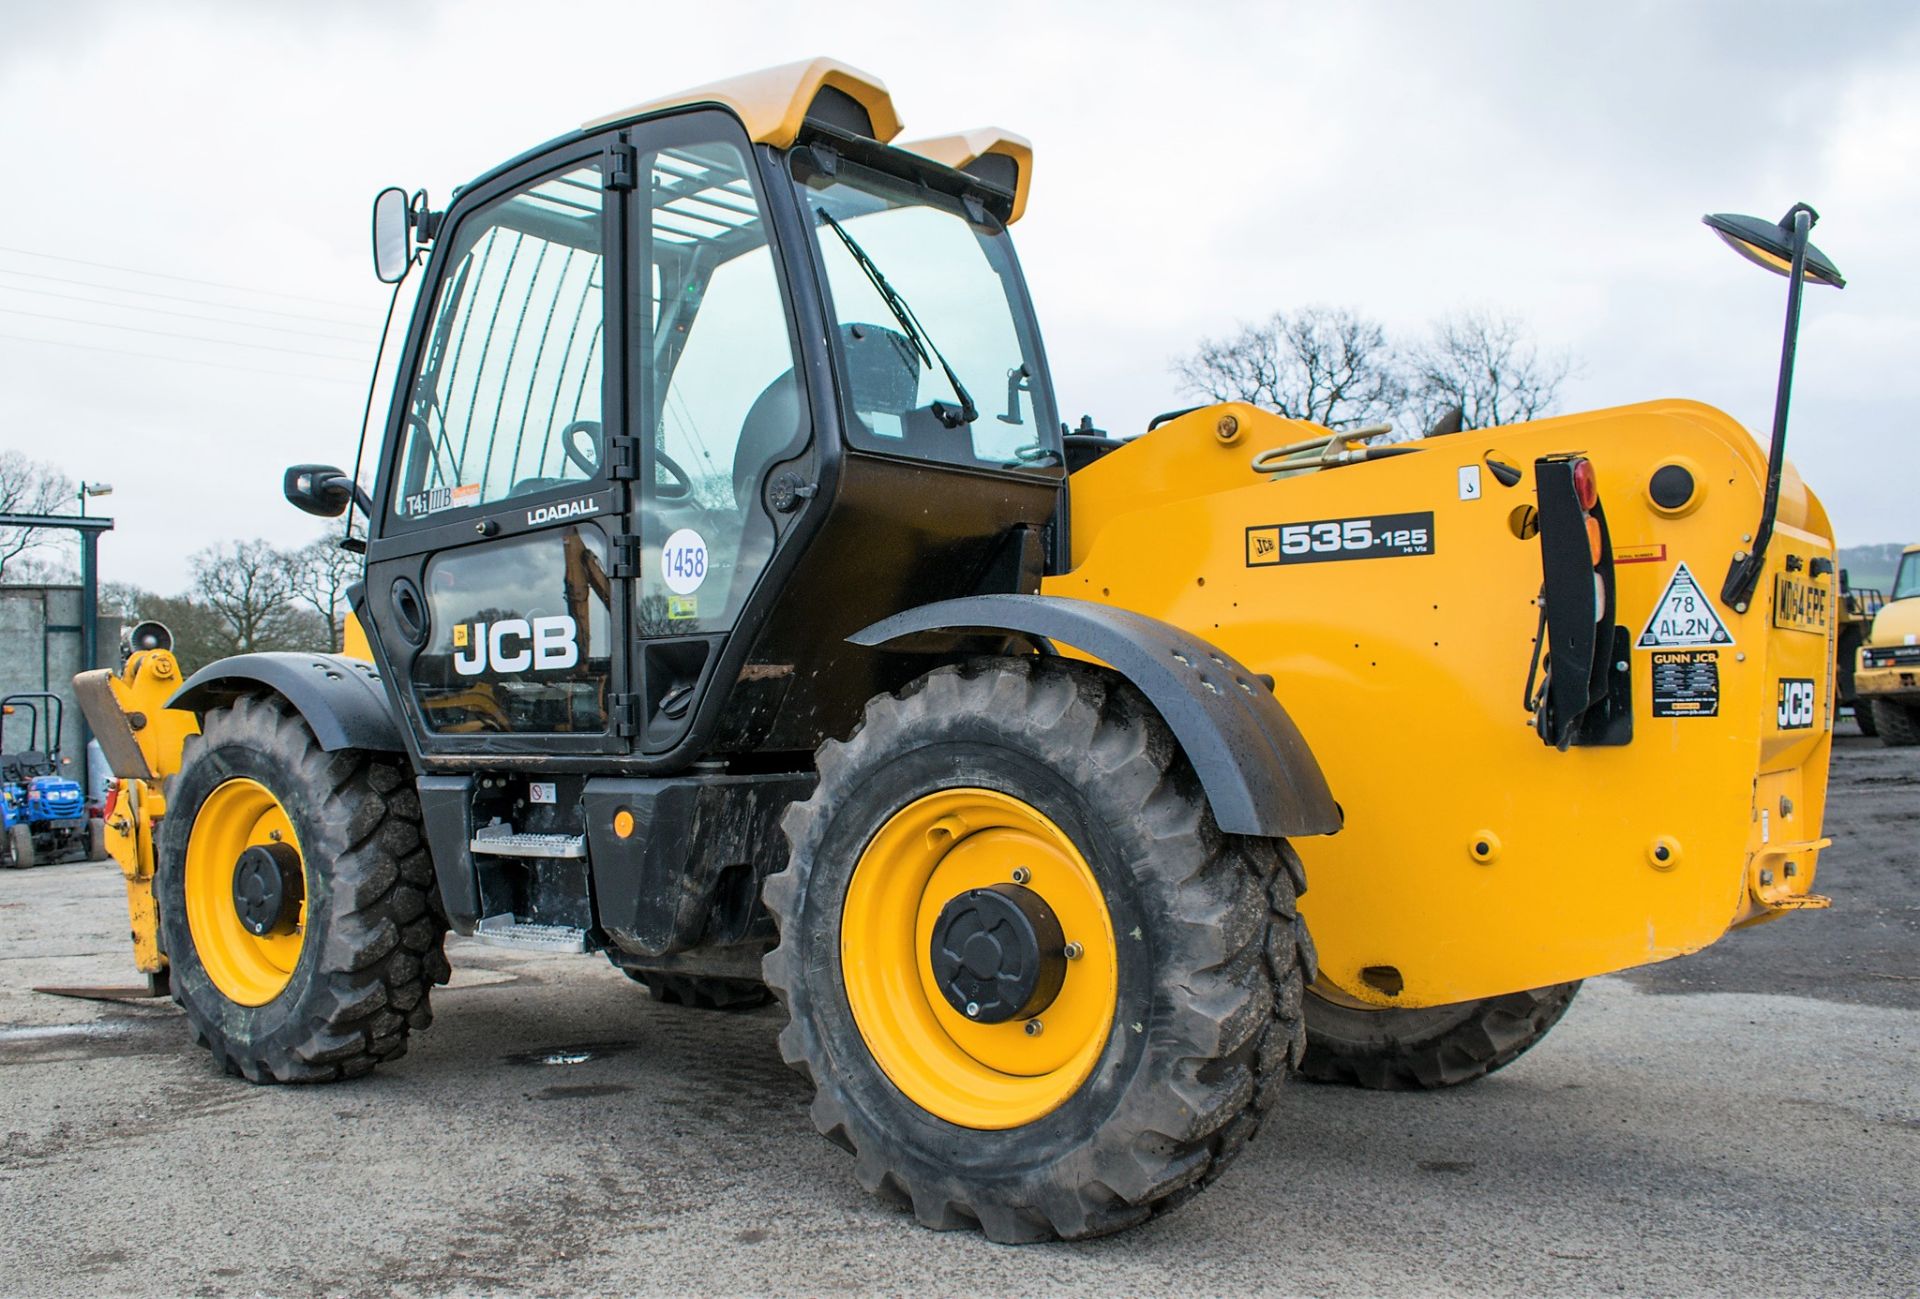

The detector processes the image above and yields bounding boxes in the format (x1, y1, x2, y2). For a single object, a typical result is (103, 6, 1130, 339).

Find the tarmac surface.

(0, 728, 1914, 1297)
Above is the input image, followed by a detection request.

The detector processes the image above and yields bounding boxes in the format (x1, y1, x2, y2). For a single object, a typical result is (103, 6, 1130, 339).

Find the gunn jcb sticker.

(1246, 512, 1435, 567)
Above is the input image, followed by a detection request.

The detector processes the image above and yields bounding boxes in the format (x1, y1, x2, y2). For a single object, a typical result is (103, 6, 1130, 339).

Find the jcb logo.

(1776, 678, 1816, 730)
(452, 616, 579, 677)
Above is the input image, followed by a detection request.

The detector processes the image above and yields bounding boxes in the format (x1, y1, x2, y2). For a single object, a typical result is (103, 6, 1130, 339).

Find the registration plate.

(1772, 574, 1830, 635)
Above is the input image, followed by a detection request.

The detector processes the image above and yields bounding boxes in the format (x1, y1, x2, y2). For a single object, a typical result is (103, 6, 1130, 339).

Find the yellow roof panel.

(584, 57, 901, 149)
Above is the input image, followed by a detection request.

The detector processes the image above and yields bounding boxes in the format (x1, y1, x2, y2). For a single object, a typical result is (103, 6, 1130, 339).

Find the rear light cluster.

(1527, 454, 1632, 750)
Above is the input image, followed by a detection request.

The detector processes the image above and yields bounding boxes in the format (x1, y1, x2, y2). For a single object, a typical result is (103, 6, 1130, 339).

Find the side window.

(393, 165, 605, 521)
(637, 139, 803, 636)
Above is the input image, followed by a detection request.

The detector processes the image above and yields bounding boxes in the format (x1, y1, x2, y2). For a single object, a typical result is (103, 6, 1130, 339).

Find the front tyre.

(764, 659, 1311, 1243)
(1297, 982, 1579, 1090)
(156, 695, 450, 1083)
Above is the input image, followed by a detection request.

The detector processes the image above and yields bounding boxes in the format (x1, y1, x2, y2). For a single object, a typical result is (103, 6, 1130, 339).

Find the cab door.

(366, 137, 633, 758)
(621, 112, 814, 752)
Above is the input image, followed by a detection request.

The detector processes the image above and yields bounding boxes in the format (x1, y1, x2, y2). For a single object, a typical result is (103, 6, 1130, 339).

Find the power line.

(0, 330, 359, 386)
(0, 306, 366, 362)
(0, 267, 375, 331)
(0, 243, 372, 310)
(0, 282, 381, 343)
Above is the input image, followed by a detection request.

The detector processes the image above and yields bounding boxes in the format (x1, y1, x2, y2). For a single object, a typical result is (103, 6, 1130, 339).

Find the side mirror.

(284, 464, 356, 518)
(372, 186, 411, 284)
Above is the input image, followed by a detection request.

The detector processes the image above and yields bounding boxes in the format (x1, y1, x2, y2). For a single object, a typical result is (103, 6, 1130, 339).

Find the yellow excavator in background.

(76, 59, 1845, 1241)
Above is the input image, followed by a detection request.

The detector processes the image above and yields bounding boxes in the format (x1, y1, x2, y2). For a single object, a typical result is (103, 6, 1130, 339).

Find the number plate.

(1771, 574, 1830, 635)
(1246, 512, 1435, 567)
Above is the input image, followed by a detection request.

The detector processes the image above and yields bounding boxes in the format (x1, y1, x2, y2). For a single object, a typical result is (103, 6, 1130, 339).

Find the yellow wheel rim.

(183, 777, 307, 1006)
(841, 788, 1118, 1129)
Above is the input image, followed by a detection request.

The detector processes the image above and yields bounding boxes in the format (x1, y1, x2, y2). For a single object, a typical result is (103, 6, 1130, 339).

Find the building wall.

(0, 584, 120, 783)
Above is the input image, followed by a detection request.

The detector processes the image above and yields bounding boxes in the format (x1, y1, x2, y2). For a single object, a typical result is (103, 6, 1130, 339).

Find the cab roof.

(583, 57, 1033, 223)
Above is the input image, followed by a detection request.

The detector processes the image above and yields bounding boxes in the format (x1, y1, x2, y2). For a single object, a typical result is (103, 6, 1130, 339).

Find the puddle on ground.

(501, 1040, 635, 1068)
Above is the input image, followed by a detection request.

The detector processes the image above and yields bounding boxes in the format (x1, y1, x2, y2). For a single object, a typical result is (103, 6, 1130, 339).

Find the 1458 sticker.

(1246, 512, 1435, 566)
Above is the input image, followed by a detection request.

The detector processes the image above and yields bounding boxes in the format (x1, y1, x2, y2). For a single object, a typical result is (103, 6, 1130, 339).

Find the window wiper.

(816, 208, 978, 429)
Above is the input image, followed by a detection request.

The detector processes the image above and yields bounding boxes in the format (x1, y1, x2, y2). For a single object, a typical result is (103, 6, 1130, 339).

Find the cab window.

(392, 164, 606, 521)
(635, 136, 803, 636)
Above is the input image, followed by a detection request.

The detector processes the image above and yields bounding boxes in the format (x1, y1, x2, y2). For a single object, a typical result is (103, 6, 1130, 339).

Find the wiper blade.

(816, 208, 978, 428)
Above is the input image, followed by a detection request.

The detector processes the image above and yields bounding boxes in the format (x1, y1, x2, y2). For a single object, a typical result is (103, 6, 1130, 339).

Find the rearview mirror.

(372, 186, 411, 284)
(283, 464, 356, 518)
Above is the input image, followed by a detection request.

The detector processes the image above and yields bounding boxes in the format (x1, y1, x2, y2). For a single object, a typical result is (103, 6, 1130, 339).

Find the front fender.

(168, 652, 404, 753)
(851, 594, 1339, 839)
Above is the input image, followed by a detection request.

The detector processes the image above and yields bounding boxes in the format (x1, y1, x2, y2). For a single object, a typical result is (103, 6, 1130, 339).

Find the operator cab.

(346, 60, 1062, 776)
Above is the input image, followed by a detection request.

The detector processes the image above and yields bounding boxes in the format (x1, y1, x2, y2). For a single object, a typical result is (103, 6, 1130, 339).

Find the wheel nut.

(1011, 867, 1031, 885)
(1025, 1020, 1043, 1036)
(1063, 942, 1083, 960)
(965, 1001, 980, 1018)
(1760, 868, 1774, 886)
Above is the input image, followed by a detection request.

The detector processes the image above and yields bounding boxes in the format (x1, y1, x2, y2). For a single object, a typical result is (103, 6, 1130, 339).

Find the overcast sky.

(2, 0, 1915, 592)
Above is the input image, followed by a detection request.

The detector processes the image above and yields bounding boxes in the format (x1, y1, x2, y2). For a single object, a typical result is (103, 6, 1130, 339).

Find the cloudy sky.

(2, 0, 1915, 592)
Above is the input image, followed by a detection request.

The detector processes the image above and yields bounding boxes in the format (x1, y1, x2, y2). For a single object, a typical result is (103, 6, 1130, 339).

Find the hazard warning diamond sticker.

(1637, 561, 1734, 648)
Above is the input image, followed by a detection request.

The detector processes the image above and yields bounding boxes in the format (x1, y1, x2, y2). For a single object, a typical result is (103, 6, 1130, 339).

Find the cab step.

(469, 823, 587, 859)
(472, 914, 589, 953)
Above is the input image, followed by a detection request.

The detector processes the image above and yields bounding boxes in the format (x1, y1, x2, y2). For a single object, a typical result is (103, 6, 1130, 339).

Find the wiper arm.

(817, 209, 978, 429)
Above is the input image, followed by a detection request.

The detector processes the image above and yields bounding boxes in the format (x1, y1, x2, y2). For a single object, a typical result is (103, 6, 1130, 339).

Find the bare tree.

(289, 536, 364, 652)
(1404, 309, 1572, 431)
(190, 539, 313, 652)
(0, 452, 75, 579)
(1174, 305, 1403, 431)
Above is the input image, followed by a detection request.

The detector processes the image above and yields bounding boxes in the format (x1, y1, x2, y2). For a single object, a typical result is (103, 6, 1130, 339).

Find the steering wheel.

(561, 419, 603, 477)
(559, 418, 696, 499)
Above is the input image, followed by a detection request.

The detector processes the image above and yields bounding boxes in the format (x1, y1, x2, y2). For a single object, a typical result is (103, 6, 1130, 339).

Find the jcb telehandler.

(77, 59, 1845, 1241)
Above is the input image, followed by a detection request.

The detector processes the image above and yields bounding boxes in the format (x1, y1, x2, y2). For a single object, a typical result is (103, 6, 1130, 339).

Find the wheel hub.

(232, 842, 303, 937)
(928, 883, 1066, 1023)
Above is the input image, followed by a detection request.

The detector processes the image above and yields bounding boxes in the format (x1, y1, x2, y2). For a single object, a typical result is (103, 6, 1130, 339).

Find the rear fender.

(850, 593, 1340, 839)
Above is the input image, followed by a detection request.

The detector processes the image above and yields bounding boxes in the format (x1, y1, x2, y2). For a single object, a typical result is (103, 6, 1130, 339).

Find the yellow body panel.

(1045, 400, 1836, 1007)
(95, 648, 200, 976)
(584, 57, 902, 149)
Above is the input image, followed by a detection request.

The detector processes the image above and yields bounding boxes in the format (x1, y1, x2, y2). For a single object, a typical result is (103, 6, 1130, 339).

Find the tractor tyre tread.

(763, 657, 1309, 1243)
(1869, 697, 1920, 746)
(157, 694, 449, 1084)
(616, 964, 773, 1011)
(1297, 981, 1580, 1090)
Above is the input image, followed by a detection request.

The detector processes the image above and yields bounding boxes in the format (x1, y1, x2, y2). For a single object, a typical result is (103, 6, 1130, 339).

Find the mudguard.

(168, 653, 404, 753)
(850, 593, 1340, 839)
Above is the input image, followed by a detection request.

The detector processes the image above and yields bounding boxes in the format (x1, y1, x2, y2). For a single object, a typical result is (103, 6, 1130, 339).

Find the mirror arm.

(1720, 206, 1812, 611)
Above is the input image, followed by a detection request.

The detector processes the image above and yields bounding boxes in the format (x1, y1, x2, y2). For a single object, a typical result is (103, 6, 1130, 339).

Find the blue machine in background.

(1, 693, 102, 868)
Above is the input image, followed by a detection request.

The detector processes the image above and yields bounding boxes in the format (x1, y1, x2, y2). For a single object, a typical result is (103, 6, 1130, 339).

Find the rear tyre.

(1854, 703, 1879, 737)
(764, 658, 1311, 1242)
(156, 694, 451, 1083)
(1297, 982, 1580, 1090)
(1869, 698, 1920, 747)
(617, 965, 773, 1011)
(8, 824, 35, 869)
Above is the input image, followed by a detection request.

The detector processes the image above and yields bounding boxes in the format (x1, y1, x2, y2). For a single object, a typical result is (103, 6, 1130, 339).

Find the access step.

(472, 914, 589, 953)
(469, 823, 587, 860)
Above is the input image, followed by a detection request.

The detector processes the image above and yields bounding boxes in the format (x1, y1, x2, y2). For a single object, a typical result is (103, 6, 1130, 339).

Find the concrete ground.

(0, 730, 1913, 1297)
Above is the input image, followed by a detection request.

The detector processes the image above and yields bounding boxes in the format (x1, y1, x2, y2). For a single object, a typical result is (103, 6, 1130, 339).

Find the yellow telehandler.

(77, 59, 1844, 1241)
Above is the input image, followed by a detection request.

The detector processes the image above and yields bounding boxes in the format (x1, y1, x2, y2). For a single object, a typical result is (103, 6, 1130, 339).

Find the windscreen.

(798, 157, 1056, 472)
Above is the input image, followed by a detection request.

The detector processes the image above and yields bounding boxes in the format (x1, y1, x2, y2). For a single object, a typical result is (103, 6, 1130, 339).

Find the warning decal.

(1636, 561, 1734, 648)
(1651, 650, 1720, 718)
